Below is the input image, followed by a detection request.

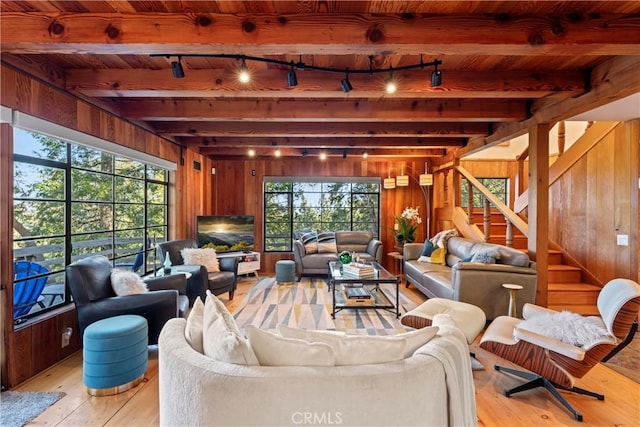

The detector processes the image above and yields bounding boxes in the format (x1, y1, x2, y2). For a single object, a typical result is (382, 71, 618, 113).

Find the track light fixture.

(153, 54, 442, 92)
(171, 56, 185, 78)
(362, 150, 368, 159)
(342, 150, 347, 159)
(340, 69, 353, 93)
(319, 152, 327, 161)
(238, 57, 250, 83)
(247, 148, 256, 157)
(385, 76, 397, 94)
(431, 63, 442, 87)
(287, 61, 298, 88)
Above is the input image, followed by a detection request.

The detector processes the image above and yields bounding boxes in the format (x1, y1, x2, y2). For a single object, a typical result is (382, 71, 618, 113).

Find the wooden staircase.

(472, 210, 601, 315)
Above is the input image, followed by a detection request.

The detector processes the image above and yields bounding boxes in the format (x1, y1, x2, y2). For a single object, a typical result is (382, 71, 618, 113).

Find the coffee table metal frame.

(327, 261, 400, 319)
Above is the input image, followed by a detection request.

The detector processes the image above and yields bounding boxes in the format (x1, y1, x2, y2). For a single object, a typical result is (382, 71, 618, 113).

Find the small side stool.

(400, 298, 486, 345)
(502, 283, 524, 317)
(83, 314, 148, 396)
(275, 260, 296, 285)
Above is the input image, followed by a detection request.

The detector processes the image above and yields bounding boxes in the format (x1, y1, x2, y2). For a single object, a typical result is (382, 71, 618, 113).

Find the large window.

(12, 128, 169, 324)
(460, 177, 508, 208)
(264, 177, 380, 252)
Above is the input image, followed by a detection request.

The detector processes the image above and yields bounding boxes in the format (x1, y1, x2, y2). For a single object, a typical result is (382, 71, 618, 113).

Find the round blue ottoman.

(83, 314, 148, 396)
(275, 260, 296, 284)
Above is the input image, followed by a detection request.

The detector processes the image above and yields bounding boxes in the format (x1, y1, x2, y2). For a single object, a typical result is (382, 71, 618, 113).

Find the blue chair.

(115, 240, 148, 273)
(13, 261, 49, 318)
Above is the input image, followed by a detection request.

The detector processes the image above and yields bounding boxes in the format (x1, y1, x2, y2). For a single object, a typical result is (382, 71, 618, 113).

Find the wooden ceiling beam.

(125, 99, 524, 122)
(200, 147, 446, 158)
(66, 69, 585, 99)
(2, 13, 639, 56)
(155, 121, 488, 137)
(190, 136, 465, 148)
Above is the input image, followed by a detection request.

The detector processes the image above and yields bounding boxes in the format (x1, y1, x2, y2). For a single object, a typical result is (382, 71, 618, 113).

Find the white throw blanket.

(416, 314, 477, 426)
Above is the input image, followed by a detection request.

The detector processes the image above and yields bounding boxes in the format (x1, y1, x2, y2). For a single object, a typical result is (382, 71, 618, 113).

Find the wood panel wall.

(549, 120, 639, 283)
(209, 158, 433, 274)
(0, 65, 207, 388)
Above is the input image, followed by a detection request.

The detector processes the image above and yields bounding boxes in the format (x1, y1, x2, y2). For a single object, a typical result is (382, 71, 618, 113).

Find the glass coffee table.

(327, 261, 400, 318)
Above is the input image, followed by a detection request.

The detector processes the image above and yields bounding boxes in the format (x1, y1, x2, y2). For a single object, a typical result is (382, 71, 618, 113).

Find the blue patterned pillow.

(421, 240, 437, 256)
(300, 231, 318, 254)
(470, 248, 501, 264)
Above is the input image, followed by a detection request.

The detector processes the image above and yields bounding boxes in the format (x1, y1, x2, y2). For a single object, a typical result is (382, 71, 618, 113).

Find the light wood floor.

(15, 276, 640, 427)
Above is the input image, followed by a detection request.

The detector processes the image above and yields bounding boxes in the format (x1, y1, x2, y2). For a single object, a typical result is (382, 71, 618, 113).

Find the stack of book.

(342, 263, 375, 279)
(343, 285, 375, 306)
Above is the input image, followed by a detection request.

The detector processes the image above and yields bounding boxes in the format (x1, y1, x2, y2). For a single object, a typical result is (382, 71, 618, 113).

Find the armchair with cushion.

(157, 239, 238, 302)
(66, 255, 189, 345)
(480, 278, 640, 421)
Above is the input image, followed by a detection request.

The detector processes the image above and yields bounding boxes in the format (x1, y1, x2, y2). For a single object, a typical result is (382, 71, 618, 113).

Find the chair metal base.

(494, 365, 605, 422)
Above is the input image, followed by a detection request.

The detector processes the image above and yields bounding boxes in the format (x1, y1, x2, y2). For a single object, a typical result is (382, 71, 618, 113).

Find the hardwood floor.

(14, 276, 639, 427)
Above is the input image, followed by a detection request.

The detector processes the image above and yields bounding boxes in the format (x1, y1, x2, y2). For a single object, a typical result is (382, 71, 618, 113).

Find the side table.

(387, 252, 404, 285)
(502, 283, 523, 317)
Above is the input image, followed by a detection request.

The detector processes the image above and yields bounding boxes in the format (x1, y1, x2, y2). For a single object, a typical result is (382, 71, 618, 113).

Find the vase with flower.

(394, 206, 422, 247)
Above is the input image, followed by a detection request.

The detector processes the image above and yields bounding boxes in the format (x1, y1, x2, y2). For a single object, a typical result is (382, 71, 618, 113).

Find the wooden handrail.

(455, 165, 529, 236)
(514, 121, 620, 213)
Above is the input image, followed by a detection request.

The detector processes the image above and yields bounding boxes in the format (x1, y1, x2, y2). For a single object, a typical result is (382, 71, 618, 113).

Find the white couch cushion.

(246, 325, 335, 366)
(181, 247, 220, 272)
(202, 291, 259, 365)
(277, 324, 412, 365)
(185, 297, 205, 353)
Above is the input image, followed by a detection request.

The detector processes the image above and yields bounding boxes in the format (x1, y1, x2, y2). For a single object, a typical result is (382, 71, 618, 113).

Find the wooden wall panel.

(549, 120, 639, 283)
(1, 65, 207, 387)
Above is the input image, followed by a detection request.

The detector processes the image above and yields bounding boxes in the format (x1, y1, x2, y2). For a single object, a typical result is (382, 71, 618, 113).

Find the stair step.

(547, 304, 600, 316)
(521, 249, 563, 264)
(475, 223, 525, 236)
(487, 235, 528, 249)
(548, 283, 601, 305)
(548, 265, 582, 283)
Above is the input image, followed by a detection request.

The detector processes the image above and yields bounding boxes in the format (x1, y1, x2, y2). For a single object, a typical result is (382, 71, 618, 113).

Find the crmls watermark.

(291, 412, 343, 425)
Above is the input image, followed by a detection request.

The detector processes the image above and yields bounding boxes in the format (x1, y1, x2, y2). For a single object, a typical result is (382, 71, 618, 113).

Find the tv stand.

(217, 251, 260, 278)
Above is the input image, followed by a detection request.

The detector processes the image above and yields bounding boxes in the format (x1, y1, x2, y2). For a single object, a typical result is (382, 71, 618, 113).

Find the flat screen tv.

(197, 215, 255, 253)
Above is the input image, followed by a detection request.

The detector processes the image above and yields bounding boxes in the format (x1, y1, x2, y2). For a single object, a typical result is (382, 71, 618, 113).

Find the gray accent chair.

(157, 239, 238, 302)
(65, 255, 188, 345)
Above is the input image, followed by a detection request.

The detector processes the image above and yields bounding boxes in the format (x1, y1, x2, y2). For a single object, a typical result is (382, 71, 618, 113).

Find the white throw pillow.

(277, 325, 406, 365)
(202, 291, 259, 365)
(110, 269, 148, 296)
(246, 325, 335, 367)
(181, 248, 220, 273)
(185, 297, 205, 354)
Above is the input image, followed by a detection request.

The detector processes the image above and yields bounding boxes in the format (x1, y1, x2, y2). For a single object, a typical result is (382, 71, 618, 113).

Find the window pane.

(14, 163, 65, 200)
(72, 232, 114, 260)
(147, 182, 166, 204)
(14, 129, 67, 162)
(14, 201, 65, 240)
(71, 169, 112, 201)
(71, 145, 113, 172)
(115, 177, 144, 203)
(146, 165, 167, 182)
(115, 204, 144, 229)
(265, 193, 290, 207)
(115, 157, 144, 179)
(147, 205, 166, 226)
(13, 237, 65, 272)
(71, 202, 113, 233)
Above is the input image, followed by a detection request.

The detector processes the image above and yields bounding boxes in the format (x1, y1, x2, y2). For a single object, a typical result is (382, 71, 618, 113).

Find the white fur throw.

(111, 269, 148, 296)
(518, 311, 612, 348)
(181, 248, 220, 273)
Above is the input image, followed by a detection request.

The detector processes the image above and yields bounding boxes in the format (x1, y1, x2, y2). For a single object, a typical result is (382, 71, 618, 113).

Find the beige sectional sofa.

(404, 237, 537, 320)
(293, 231, 382, 278)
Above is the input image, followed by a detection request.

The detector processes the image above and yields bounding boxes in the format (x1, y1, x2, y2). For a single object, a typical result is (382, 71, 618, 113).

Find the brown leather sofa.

(403, 237, 537, 320)
(157, 239, 239, 303)
(293, 231, 382, 279)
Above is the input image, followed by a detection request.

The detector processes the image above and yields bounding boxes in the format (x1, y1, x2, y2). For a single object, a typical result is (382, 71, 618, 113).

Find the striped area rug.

(233, 277, 417, 336)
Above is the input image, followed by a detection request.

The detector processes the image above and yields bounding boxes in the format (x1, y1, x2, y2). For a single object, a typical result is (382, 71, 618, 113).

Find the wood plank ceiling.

(1, 1, 639, 159)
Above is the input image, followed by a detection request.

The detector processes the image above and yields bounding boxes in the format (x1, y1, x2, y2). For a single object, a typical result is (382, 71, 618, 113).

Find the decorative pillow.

(293, 227, 313, 241)
(246, 325, 335, 366)
(202, 291, 259, 365)
(300, 231, 318, 254)
(181, 248, 220, 273)
(317, 231, 337, 253)
(431, 247, 446, 265)
(421, 240, 437, 257)
(470, 248, 501, 264)
(277, 325, 406, 365)
(110, 269, 148, 296)
(430, 228, 459, 249)
(518, 311, 613, 348)
(458, 255, 473, 263)
(185, 297, 205, 353)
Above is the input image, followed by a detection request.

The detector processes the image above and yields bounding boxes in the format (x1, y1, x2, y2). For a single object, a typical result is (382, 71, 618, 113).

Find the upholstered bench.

(401, 298, 486, 345)
(275, 260, 296, 284)
(83, 314, 148, 396)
